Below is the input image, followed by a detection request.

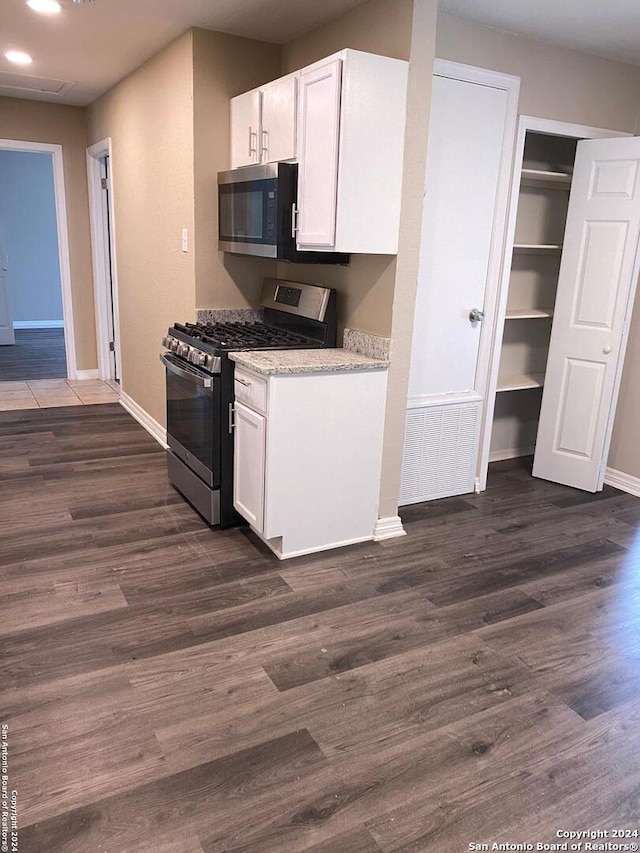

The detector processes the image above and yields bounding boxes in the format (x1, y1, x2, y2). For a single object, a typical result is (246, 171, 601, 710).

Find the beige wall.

(88, 31, 196, 426)
(436, 14, 640, 132)
(192, 28, 282, 310)
(378, 0, 437, 517)
(277, 0, 415, 341)
(0, 97, 96, 370)
(436, 14, 640, 482)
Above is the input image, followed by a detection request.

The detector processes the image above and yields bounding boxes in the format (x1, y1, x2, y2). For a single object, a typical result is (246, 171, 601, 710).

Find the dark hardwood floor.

(2, 403, 640, 852)
(0, 328, 67, 380)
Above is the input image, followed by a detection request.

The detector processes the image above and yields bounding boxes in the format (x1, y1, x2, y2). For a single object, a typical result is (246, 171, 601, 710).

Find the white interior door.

(533, 135, 640, 492)
(0, 184, 14, 346)
(408, 74, 510, 399)
(400, 63, 519, 505)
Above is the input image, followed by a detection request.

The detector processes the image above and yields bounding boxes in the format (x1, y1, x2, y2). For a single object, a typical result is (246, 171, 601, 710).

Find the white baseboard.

(372, 515, 406, 542)
(119, 390, 168, 449)
(13, 320, 64, 329)
(489, 445, 536, 463)
(605, 467, 640, 498)
(73, 369, 100, 381)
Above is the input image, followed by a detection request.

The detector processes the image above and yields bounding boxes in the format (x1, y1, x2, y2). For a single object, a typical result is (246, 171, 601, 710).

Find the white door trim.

(87, 138, 121, 383)
(476, 116, 632, 492)
(0, 137, 77, 378)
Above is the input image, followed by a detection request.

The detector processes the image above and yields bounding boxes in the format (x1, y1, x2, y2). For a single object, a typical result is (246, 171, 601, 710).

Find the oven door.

(162, 353, 221, 488)
(218, 164, 278, 257)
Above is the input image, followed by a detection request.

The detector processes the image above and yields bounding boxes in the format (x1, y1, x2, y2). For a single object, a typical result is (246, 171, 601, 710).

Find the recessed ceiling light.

(5, 50, 33, 66)
(26, 0, 61, 14)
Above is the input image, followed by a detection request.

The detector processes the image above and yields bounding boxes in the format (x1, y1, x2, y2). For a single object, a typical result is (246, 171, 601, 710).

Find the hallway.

(0, 328, 66, 381)
(0, 377, 119, 410)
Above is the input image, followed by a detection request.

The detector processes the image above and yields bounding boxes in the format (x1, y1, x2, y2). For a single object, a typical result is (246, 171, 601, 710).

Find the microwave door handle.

(160, 354, 212, 389)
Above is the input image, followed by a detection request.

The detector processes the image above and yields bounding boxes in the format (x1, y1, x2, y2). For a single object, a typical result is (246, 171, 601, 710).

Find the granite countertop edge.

(229, 348, 390, 375)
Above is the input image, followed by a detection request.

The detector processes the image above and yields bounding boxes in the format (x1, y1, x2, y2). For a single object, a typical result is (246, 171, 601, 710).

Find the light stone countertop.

(229, 348, 390, 375)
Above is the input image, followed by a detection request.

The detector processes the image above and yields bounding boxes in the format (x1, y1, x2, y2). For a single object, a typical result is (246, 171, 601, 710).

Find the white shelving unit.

(496, 372, 545, 392)
(491, 130, 578, 461)
(505, 308, 554, 319)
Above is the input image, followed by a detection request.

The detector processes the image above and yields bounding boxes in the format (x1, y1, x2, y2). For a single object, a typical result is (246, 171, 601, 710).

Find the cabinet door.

(533, 135, 640, 492)
(230, 90, 261, 168)
(296, 58, 342, 248)
(261, 76, 297, 163)
(233, 401, 266, 531)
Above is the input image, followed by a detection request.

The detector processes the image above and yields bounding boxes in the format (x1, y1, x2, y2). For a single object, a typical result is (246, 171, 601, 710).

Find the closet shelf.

(497, 373, 545, 392)
(520, 168, 572, 188)
(505, 308, 554, 320)
(512, 244, 563, 254)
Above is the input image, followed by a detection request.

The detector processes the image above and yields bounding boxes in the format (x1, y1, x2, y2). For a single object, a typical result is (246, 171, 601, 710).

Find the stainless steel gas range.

(160, 278, 337, 527)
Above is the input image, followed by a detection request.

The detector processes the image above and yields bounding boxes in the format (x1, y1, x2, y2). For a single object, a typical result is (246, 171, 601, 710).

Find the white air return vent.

(0, 72, 76, 97)
(400, 401, 481, 505)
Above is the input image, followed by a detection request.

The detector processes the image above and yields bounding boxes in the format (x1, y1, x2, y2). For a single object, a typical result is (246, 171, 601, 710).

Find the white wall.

(0, 149, 63, 325)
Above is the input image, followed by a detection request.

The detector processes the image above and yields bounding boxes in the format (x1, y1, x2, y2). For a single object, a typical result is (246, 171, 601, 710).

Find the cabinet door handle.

(469, 308, 485, 323)
(291, 203, 299, 239)
(261, 128, 269, 159)
(248, 127, 258, 157)
(228, 403, 236, 434)
(235, 376, 251, 387)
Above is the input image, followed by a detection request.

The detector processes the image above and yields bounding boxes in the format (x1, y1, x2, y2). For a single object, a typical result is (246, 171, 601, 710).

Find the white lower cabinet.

(232, 365, 388, 559)
(233, 401, 266, 531)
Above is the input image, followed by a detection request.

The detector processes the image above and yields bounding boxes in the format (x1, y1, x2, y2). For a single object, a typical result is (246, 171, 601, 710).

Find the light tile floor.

(0, 379, 120, 411)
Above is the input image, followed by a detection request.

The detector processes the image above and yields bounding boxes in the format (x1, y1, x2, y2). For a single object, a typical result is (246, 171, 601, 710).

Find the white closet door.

(408, 75, 509, 398)
(400, 64, 518, 505)
(533, 136, 640, 492)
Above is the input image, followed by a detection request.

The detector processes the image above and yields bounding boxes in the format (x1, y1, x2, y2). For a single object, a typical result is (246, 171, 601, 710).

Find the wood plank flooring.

(2, 403, 640, 852)
(0, 328, 67, 380)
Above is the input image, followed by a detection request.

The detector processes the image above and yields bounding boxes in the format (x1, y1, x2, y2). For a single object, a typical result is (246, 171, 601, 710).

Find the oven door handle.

(160, 353, 213, 389)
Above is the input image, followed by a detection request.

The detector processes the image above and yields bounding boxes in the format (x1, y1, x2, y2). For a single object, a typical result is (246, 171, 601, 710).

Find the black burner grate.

(173, 322, 312, 350)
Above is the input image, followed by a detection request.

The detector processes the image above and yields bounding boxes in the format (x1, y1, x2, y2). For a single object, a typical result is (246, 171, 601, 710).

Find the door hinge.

(109, 341, 115, 352)
(101, 177, 108, 190)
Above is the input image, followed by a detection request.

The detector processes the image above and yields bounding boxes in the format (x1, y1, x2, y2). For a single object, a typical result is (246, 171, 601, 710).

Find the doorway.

(0, 139, 76, 380)
(87, 138, 121, 384)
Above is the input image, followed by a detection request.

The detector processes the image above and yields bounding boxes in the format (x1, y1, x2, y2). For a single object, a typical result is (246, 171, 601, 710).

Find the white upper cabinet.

(296, 58, 342, 248)
(230, 89, 261, 168)
(260, 75, 297, 164)
(296, 49, 409, 255)
(230, 75, 297, 169)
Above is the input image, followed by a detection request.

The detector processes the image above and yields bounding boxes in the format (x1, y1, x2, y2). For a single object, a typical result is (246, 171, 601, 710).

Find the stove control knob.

(198, 352, 207, 367)
(161, 336, 169, 349)
(169, 338, 179, 352)
(178, 343, 190, 357)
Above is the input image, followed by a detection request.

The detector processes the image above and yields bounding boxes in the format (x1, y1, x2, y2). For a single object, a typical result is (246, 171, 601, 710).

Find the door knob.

(469, 308, 485, 323)
(603, 345, 612, 354)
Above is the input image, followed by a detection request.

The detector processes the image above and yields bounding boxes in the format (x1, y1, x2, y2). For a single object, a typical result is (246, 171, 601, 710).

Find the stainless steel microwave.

(217, 162, 350, 265)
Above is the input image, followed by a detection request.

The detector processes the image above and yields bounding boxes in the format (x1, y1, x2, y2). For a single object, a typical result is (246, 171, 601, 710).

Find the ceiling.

(0, 0, 367, 106)
(438, 0, 640, 68)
